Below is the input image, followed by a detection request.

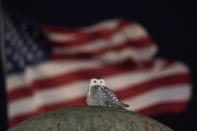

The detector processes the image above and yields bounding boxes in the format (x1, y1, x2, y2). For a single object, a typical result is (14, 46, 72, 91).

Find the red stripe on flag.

(160, 60, 176, 70)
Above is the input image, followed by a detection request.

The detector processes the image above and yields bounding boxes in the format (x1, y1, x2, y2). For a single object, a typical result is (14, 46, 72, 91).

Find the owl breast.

(86, 86, 105, 106)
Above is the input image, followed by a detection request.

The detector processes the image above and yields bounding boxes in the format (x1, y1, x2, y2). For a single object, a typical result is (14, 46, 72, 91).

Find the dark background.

(1, 0, 196, 130)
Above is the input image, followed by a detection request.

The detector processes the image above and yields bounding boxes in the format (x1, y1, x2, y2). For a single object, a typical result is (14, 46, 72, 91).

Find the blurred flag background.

(0, 0, 196, 131)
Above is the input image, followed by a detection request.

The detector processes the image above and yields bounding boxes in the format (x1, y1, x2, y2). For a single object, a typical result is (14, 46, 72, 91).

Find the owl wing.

(98, 86, 119, 106)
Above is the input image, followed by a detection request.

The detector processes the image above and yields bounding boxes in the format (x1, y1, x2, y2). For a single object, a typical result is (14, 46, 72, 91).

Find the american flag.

(4, 12, 192, 127)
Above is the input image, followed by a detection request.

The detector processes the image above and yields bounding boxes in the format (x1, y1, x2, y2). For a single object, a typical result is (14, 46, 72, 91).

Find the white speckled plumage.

(86, 77, 129, 108)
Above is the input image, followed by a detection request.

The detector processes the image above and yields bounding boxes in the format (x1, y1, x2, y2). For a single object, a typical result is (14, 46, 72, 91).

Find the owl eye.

(100, 81, 102, 83)
(94, 80, 97, 83)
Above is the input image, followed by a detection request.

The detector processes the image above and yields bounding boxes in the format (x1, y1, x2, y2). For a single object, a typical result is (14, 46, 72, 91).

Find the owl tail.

(120, 102, 129, 108)
(123, 103, 129, 108)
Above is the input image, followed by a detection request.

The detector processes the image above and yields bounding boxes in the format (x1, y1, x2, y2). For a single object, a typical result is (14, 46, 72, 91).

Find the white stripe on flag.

(45, 33, 75, 42)
(121, 23, 148, 40)
(124, 85, 191, 111)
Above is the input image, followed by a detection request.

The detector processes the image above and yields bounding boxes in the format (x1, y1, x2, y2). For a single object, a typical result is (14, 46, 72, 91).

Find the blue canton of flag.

(4, 13, 51, 74)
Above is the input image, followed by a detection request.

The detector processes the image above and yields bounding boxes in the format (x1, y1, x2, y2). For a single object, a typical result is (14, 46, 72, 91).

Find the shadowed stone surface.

(8, 106, 173, 131)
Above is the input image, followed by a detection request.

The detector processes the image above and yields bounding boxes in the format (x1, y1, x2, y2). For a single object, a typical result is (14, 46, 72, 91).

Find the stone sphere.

(8, 106, 173, 131)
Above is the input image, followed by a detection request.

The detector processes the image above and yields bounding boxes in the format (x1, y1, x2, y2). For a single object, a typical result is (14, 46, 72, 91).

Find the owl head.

(89, 77, 105, 87)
